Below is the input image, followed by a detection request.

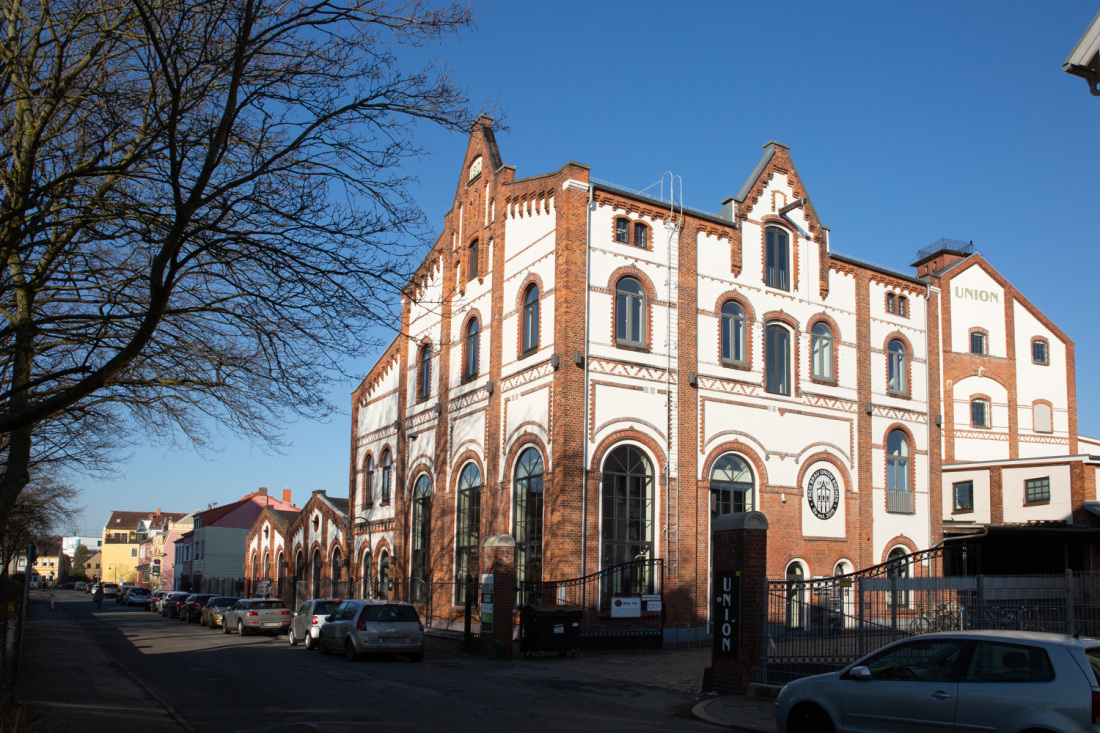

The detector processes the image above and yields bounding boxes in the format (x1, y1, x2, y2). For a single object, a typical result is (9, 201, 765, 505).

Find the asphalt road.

(66, 594, 712, 733)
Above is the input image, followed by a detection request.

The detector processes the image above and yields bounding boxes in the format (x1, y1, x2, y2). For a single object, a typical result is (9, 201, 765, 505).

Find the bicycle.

(911, 603, 962, 634)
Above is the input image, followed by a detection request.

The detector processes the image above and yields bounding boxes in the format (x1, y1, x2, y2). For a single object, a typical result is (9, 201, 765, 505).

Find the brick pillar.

(710, 512, 769, 694)
(480, 534, 516, 659)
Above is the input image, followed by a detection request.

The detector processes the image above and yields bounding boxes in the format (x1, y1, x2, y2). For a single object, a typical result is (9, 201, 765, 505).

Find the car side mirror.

(849, 666, 872, 680)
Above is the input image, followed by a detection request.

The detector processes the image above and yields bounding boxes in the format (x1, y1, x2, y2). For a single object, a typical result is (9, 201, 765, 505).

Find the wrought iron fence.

(200, 577, 247, 598)
(518, 559, 664, 651)
(761, 545, 1100, 684)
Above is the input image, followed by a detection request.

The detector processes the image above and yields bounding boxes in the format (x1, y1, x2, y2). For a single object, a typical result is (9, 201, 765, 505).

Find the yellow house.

(31, 555, 65, 585)
(101, 509, 186, 585)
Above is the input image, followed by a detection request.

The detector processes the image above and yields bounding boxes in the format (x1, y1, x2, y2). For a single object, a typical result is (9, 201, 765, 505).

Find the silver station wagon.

(318, 600, 424, 662)
(775, 630, 1100, 733)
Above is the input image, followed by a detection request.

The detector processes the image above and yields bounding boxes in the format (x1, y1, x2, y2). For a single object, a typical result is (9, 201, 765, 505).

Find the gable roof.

(105, 510, 186, 533)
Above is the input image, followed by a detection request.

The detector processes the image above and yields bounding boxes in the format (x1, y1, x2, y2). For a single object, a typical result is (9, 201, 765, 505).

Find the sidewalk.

(14, 591, 194, 733)
(692, 694, 777, 732)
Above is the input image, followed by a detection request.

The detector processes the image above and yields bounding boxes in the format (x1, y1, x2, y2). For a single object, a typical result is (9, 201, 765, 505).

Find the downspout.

(581, 183, 593, 575)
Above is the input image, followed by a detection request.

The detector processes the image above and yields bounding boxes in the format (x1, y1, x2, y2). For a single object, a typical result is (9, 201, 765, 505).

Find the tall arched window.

(410, 474, 432, 604)
(785, 561, 805, 628)
(765, 226, 790, 291)
(311, 548, 322, 599)
(378, 551, 390, 600)
(522, 284, 539, 354)
(811, 322, 834, 381)
(417, 344, 431, 400)
(886, 429, 912, 513)
(331, 546, 342, 596)
(721, 301, 747, 366)
(887, 547, 910, 607)
(601, 445, 655, 603)
(363, 455, 374, 506)
(262, 552, 271, 581)
(361, 550, 372, 599)
(380, 449, 392, 504)
(455, 463, 482, 603)
(294, 550, 304, 584)
(887, 339, 907, 395)
(464, 318, 479, 380)
(615, 277, 646, 347)
(468, 239, 479, 280)
(513, 448, 544, 600)
(710, 453, 754, 518)
(276, 551, 285, 596)
(765, 323, 791, 395)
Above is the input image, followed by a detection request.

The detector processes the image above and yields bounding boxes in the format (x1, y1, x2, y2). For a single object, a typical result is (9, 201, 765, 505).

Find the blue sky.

(70, 2, 1100, 533)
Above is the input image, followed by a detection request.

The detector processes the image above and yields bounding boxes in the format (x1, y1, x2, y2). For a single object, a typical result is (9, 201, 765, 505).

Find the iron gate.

(519, 559, 665, 651)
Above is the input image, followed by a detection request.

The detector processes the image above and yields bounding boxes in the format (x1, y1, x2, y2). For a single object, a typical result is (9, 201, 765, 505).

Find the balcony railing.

(887, 489, 914, 514)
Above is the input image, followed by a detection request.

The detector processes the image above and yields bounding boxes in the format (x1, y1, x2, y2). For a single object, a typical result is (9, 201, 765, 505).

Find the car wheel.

(223, 618, 232, 634)
(288, 628, 298, 646)
(304, 633, 314, 650)
(788, 704, 834, 733)
(238, 620, 248, 636)
(344, 639, 359, 662)
(200, 616, 207, 627)
(318, 635, 328, 655)
(408, 651, 423, 663)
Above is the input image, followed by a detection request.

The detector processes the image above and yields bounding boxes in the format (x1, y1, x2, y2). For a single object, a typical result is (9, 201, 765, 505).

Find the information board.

(713, 570, 740, 658)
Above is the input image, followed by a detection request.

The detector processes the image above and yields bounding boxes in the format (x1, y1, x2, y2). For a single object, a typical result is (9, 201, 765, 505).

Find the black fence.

(519, 559, 664, 651)
(761, 545, 1100, 684)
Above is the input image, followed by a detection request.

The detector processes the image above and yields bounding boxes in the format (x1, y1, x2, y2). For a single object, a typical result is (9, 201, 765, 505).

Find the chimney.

(282, 489, 292, 504)
(258, 487, 268, 495)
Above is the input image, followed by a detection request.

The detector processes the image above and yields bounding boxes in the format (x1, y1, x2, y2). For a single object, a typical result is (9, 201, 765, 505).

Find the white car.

(775, 630, 1100, 733)
(318, 600, 424, 662)
(288, 598, 341, 650)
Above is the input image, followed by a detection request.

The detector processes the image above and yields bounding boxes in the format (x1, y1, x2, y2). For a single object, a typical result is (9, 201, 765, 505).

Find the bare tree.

(0, 0, 482, 524)
(0, 473, 80, 577)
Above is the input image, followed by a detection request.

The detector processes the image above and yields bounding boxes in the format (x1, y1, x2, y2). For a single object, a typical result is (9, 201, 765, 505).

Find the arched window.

(970, 330, 987, 355)
(380, 449, 392, 504)
(710, 453, 754, 518)
(363, 455, 374, 506)
(276, 551, 285, 595)
(468, 239, 479, 280)
(1033, 403, 1053, 434)
(887, 339, 907, 395)
(615, 277, 646, 347)
(785, 561, 805, 628)
(378, 551, 390, 600)
(311, 548, 322, 599)
(886, 547, 910, 607)
(294, 550, 304, 584)
(410, 474, 432, 604)
(971, 398, 990, 428)
(765, 225, 790, 290)
(455, 463, 482, 603)
(513, 448, 544, 600)
(331, 546, 342, 595)
(522, 284, 539, 354)
(361, 550, 372, 599)
(1032, 338, 1049, 365)
(886, 293, 896, 313)
(633, 222, 647, 248)
(720, 301, 747, 366)
(464, 318, 479, 380)
(417, 343, 431, 400)
(765, 323, 791, 395)
(263, 552, 271, 582)
(897, 296, 908, 317)
(601, 445, 655, 603)
(811, 322, 834, 381)
(615, 217, 629, 243)
(886, 430, 911, 513)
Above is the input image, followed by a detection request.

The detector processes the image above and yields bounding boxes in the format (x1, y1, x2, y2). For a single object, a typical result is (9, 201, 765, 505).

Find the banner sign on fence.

(480, 574, 494, 632)
(713, 570, 740, 658)
(610, 597, 641, 617)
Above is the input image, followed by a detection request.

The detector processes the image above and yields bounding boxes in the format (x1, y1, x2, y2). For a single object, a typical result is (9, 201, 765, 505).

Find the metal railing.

(886, 489, 914, 514)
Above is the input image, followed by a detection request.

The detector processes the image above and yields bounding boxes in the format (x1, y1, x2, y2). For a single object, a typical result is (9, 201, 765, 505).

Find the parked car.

(89, 583, 100, 595)
(179, 594, 216, 623)
(318, 599, 423, 662)
(222, 599, 292, 635)
(74, 581, 87, 591)
(115, 585, 133, 604)
(775, 630, 1100, 733)
(160, 592, 188, 618)
(56, 582, 77, 590)
(100, 583, 120, 599)
(288, 598, 341, 650)
(200, 597, 240, 629)
(145, 590, 168, 612)
(123, 587, 151, 607)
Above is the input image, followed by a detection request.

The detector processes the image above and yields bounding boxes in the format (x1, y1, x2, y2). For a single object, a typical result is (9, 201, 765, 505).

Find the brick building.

(347, 118, 1098, 638)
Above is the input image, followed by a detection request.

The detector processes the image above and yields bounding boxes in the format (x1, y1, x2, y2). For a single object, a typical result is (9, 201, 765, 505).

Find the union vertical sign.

(713, 570, 740, 658)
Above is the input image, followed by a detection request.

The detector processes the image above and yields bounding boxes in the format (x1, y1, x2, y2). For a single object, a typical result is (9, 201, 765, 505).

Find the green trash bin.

(520, 605, 583, 657)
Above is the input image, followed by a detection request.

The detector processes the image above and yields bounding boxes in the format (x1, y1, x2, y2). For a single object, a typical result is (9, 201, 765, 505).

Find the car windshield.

(251, 601, 285, 610)
(212, 597, 237, 606)
(315, 601, 341, 614)
(360, 604, 419, 623)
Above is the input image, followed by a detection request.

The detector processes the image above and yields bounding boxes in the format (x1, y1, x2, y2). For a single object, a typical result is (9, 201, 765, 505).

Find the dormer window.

(765, 225, 790, 291)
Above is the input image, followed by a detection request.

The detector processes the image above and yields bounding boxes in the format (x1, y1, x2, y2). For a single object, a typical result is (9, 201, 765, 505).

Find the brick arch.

(605, 264, 658, 303)
(458, 307, 484, 338)
(588, 428, 667, 478)
(700, 441, 770, 494)
(953, 369, 1011, 393)
(502, 433, 550, 487)
(451, 449, 486, 494)
(763, 310, 800, 332)
(880, 536, 919, 563)
(796, 451, 853, 497)
(515, 272, 545, 311)
(712, 290, 757, 321)
(610, 214, 654, 251)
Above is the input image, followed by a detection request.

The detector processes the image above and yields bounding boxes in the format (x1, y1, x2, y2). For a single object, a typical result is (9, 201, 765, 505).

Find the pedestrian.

(93, 584, 104, 610)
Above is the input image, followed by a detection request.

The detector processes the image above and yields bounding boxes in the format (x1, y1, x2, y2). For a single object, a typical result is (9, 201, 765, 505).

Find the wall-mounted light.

(865, 402, 873, 415)
(391, 420, 401, 432)
(688, 371, 698, 387)
(550, 353, 561, 370)
(486, 381, 495, 396)
(574, 350, 585, 367)
(936, 414, 943, 428)
(433, 403, 442, 416)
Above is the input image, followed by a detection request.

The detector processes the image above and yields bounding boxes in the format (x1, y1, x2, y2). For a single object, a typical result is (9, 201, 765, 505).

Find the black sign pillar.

(710, 512, 768, 694)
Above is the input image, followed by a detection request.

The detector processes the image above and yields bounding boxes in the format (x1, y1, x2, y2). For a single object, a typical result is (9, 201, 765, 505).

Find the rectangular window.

(1025, 477, 1050, 504)
(765, 228, 789, 290)
(1032, 341, 1048, 364)
(971, 399, 989, 428)
(953, 481, 973, 512)
(765, 326, 790, 395)
(633, 223, 647, 248)
(468, 242, 478, 280)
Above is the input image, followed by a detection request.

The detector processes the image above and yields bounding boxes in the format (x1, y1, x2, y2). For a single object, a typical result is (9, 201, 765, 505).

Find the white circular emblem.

(807, 468, 840, 520)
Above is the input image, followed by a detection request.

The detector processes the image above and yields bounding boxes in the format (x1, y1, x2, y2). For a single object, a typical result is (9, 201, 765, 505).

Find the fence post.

(479, 534, 516, 660)
(890, 575, 898, 631)
(709, 512, 768, 694)
(1066, 569, 1077, 637)
(857, 579, 865, 658)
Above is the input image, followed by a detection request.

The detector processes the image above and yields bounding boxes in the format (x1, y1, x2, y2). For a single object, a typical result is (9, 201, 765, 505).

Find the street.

(20, 592, 718, 732)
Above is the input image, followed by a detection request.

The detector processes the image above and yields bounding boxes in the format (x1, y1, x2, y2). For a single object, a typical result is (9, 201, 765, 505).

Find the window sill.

(461, 374, 478, 385)
(951, 507, 974, 515)
(519, 347, 538, 360)
(969, 424, 992, 430)
(721, 359, 750, 371)
(1024, 498, 1051, 507)
(810, 376, 837, 386)
(616, 341, 650, 353)
(885, 509, 916, 515)
(1032, 361, 1049, 366)
(888, 391, 911, 400)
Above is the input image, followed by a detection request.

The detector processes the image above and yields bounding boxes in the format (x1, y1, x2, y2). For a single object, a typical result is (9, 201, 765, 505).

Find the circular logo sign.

(807, 468, 840, 520)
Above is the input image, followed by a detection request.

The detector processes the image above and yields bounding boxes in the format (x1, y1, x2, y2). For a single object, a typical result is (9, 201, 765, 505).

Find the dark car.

(179, 594, 216, 623)
(160, 592, 188, 618)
